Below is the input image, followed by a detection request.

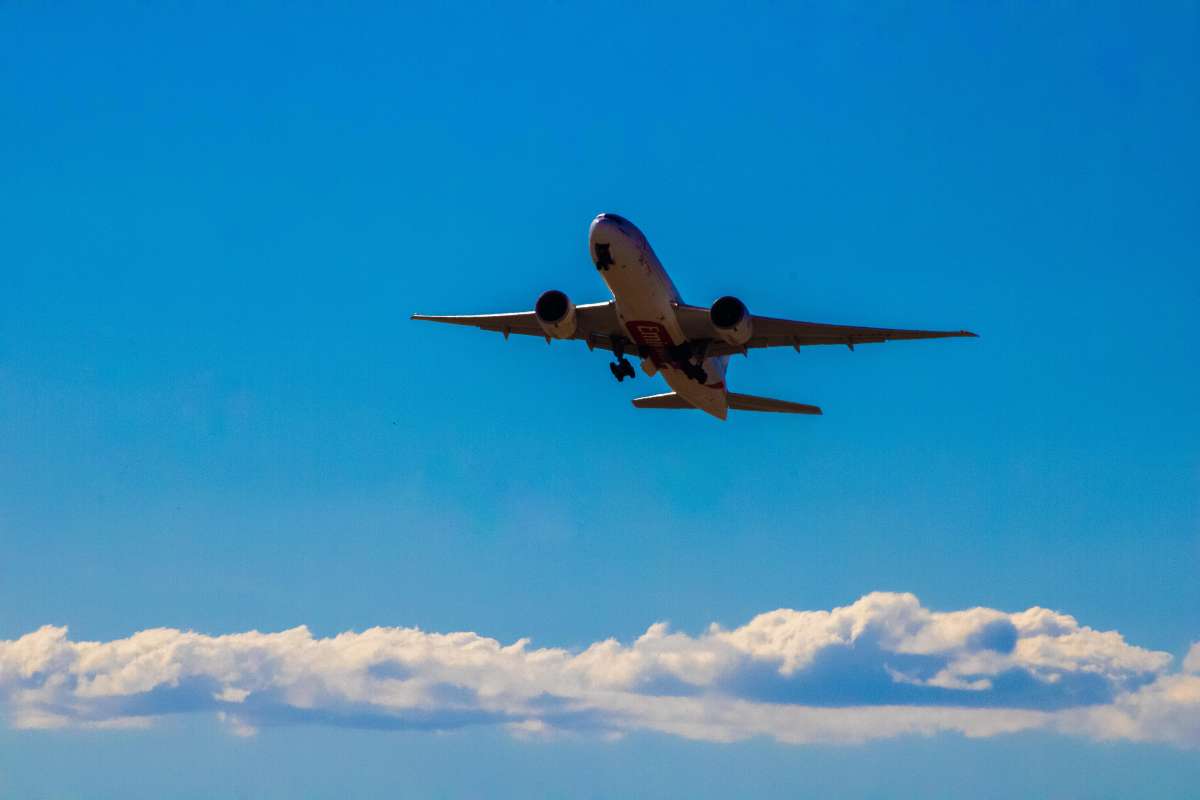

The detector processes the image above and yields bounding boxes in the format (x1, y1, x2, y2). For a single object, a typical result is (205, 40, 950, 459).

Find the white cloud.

(1184, 643, 1200, 675)
(0, 592, 1195, 747)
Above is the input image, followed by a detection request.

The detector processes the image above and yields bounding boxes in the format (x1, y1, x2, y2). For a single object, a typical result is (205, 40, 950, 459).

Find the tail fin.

(632, 392, 821, 415)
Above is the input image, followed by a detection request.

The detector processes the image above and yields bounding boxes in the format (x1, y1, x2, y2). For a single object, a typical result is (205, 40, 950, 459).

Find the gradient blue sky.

(2, 2, 1198, 797)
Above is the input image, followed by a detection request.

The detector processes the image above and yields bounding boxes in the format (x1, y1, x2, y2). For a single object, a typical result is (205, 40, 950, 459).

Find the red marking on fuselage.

(626, 320, 675, 366)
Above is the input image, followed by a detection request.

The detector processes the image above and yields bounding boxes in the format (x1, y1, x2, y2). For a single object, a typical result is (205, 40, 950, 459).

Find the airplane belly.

(606, 270, 684, 345)
(592, 221, 685, 349)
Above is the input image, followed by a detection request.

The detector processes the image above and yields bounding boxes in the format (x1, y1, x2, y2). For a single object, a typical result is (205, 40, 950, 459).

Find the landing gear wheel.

(608, 337, 637, 382)
(610, 358, 636, 382)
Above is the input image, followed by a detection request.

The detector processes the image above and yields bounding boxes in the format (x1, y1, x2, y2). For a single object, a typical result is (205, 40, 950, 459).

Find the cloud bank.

(2, 592, 1197, 747)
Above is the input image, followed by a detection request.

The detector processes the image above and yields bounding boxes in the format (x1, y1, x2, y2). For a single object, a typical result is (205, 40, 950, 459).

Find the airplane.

(412, 213, 976, 420)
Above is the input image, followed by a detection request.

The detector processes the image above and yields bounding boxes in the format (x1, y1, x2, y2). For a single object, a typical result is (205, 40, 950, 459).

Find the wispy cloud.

(2, 592, 1196, 746)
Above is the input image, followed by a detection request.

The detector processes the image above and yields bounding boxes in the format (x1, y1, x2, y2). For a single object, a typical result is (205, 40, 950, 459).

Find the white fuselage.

(588, 213, 730, 419)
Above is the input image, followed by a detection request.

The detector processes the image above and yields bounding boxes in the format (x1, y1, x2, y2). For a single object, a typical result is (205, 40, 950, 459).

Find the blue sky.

(2, 2, 1198, 797)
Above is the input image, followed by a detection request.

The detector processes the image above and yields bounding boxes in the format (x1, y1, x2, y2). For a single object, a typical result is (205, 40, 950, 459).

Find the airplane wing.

(674, 304, 977, 356)
(411, 301, 629, 352)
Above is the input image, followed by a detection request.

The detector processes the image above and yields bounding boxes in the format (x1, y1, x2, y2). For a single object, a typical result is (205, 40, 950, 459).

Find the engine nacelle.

(535, 290, 578, 339)
(709, 295, 753, 347)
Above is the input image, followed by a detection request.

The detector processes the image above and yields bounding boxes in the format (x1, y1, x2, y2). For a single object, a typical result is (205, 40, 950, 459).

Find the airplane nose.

(594, 212, 629, 226)
(590, 213, 611, 238)
(590, 213, 633, 240)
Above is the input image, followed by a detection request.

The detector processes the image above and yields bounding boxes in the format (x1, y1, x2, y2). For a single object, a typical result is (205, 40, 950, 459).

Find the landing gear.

(681, 362, 708, 384)
(609, 360, 636, 382)
(668, 341, 708, 384)
(609, 337, 637, 382)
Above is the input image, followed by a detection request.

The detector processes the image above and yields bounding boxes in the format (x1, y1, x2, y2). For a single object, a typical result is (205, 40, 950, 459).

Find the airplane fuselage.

(588, 213, 730, 419)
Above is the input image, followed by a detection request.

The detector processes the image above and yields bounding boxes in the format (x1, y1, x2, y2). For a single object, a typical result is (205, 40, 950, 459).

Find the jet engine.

(709, 295, 753, 347)
(535, 289, 578, 339)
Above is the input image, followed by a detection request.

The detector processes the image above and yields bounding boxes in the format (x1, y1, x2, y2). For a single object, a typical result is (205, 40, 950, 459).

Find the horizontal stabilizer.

(632, 392, 822, 415)
(632, 392, 694, 410)
(727, 392, 822, 414)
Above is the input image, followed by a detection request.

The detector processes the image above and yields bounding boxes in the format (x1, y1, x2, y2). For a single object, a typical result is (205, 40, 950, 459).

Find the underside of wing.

(411, 310, 544, 336)
(412, 302, 628, 352)
(675, 304, 976, 356)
